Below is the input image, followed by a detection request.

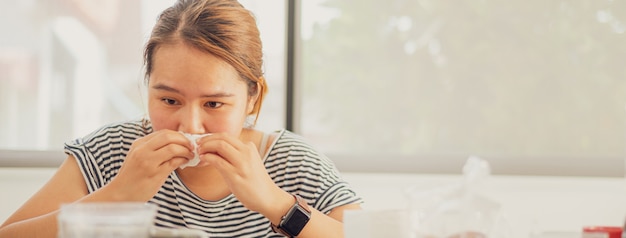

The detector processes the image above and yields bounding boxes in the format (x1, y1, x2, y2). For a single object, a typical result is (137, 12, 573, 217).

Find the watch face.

(282, 206, 311, 235)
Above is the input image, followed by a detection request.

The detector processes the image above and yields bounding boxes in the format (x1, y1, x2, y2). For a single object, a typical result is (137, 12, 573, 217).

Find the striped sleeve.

(265, 131, 363, 214)
(307, 153, 363, 214)
(64, 137, 104, 193)
(63, 120, 147, 193)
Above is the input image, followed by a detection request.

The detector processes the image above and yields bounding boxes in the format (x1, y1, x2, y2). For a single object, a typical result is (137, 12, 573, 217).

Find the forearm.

(297, 209, 345, 238)
(260, 190, 348, 238)
(0, 182, 134, 237)
(0, 212, 60, 238)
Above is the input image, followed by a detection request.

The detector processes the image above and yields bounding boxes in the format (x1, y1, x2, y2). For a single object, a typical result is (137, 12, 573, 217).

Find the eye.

(161, 98, 178, 105)
(205, 101, 223, 108)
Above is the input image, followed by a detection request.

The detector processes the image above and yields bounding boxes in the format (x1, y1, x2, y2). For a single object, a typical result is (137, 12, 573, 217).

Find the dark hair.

(144, 0, 267, 123)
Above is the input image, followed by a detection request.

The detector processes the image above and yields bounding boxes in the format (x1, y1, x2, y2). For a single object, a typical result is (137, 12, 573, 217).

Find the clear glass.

(0, 0, 285, 151)
(57, 202, 158, 238)
(298, 0, 626, 175)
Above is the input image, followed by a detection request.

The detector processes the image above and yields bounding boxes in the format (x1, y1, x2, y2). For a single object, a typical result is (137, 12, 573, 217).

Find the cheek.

(149, 115, 170, 131)
(147, 101, 173, 131)
(212, 112, 245, 134)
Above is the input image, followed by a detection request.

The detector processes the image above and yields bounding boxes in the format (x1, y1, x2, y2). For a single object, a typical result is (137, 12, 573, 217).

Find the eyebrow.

(151, 83, 235, 98)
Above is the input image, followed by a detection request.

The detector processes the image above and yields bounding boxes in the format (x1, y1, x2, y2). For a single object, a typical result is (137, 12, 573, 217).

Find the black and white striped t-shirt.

(64, 119, 363, 237)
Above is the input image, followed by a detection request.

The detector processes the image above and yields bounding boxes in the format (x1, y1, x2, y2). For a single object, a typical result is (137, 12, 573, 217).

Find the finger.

(202, 152, 236, 175)
(152, 143, 195, 166)
(198, 139, 242, 166)
(162, 157, 190, 171)
(142, 131, 195, 165)
(137, 129, 191, 148)
(150, 130, 195, 151)
(197, 133, 246, 151)
(197, 133, 257, 163)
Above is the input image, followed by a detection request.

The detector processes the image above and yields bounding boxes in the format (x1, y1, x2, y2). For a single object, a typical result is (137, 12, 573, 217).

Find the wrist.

(261, 190, 295, 225)
(100, 178, 144, 202)
(270, 194, 312, 237)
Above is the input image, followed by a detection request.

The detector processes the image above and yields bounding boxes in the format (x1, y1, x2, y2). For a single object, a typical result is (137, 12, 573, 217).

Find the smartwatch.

(271, 194, 311, 237)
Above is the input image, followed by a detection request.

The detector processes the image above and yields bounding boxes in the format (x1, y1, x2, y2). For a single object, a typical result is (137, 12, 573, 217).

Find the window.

(1, 0, 624, 177)
(0, 0, 285, 152)
(298, 0, 625, 176)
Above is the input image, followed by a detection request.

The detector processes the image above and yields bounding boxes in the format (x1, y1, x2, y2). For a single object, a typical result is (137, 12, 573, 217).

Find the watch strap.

(271, 194, 311, 237)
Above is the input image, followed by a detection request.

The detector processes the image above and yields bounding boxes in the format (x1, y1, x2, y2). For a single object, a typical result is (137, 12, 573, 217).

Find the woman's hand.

(107, 130, 194, 202)
(196, 133, 287, 214)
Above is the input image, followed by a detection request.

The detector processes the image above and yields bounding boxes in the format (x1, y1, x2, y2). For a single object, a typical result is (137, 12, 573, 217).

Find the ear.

(246, 82, 260, 115)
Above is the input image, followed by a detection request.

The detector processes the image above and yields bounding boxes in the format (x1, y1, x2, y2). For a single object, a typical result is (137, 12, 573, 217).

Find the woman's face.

(147, 42, 255, 136)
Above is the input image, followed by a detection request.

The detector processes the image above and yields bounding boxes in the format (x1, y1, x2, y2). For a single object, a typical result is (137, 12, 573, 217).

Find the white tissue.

(179, 132, 210, 169)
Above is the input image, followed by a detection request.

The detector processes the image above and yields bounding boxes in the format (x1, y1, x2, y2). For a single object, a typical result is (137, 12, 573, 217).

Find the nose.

(178, 105, 206, 134)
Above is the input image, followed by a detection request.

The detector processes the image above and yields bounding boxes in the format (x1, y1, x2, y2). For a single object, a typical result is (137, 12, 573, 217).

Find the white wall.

(1, 168, 625, 237)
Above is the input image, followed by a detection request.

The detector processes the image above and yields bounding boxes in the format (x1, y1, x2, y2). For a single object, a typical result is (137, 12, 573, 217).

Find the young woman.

(0, 0, 362, 237)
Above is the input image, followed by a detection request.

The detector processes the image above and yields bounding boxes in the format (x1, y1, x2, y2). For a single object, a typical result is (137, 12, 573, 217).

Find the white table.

(1, 168, 624, 237)
(342, 173, 626, 237)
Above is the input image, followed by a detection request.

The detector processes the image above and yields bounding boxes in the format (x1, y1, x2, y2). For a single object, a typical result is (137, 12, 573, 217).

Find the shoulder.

(273, 130, 315, 148)
(271, 130, 321, 155)
(66, 118, 152, 148)
(267, 129, 337, 169)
